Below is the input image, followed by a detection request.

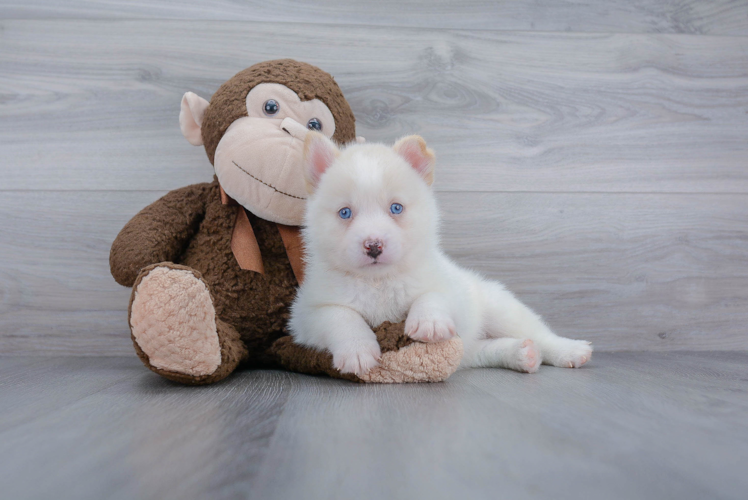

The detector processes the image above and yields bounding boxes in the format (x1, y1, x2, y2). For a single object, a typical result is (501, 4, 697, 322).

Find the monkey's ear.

(393, 135, 435, 186)
(303, 131, 340, 193)
(179, 92, 210, 146)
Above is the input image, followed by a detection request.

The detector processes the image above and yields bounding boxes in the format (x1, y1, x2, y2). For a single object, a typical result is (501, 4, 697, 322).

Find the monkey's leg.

(128, 263, 248, 385)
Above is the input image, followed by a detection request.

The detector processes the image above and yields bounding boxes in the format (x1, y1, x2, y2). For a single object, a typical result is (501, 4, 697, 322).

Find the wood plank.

(1, 0, 746, 35)
(0, 360, 294, 500)
(0, 356, 140, 430)
(1, 353, 746, 499)
(1, 20, 747, 193)
(1, 190, 746, 355)
(253, 352, 748, 500)
(0, 191, 162, 356)
(441, 191, 748, 351)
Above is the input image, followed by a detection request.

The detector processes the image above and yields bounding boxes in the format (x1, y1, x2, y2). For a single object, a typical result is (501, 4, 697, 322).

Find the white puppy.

(289, 133, 592, 376)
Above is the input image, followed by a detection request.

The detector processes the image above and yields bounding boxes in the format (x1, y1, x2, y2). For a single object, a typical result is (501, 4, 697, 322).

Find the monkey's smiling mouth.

(231, 161, 307, 200)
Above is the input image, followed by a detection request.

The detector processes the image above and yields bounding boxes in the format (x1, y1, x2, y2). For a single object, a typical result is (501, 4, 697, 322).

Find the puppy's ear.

(303, 131, 340, 192)
(180, 92, 210, 146)
(393, 135, 435, 186)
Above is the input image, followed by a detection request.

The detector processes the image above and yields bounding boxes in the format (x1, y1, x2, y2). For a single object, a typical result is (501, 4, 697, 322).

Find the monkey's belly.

(177, 185, 299, 363)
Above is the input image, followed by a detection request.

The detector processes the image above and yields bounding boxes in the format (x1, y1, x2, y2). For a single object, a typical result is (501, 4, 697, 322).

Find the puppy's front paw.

(332, 340, 381, 376)
(405, 310, 456, 343)
(542, 338, 592, 368)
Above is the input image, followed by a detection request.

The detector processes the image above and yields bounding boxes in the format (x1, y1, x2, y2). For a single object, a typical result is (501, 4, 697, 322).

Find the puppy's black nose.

(364, 239, 383, 259)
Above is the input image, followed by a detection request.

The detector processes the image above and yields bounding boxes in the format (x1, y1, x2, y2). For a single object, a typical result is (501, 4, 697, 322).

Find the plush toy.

(110, 59, 463, 385)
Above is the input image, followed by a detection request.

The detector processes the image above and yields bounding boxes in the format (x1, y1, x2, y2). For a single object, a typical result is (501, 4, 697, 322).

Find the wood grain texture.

(1, 190, 746, 355)
(443, 192, 748, 351)
(0, 358, 294, 500)
(1, 20, 747, 193)
(1, 353, 747, 500)
(0, 191, 158, 356)
(1, 0, 746, 35)
(0, 356, 140, 430)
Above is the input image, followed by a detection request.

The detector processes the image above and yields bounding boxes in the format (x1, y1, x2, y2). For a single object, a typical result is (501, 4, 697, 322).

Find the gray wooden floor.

(1, 353, 746, 500)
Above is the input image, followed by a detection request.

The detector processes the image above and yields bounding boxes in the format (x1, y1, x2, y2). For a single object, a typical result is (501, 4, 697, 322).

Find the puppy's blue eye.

(338, 207, 352, 219)
(390, 203, 404, 215)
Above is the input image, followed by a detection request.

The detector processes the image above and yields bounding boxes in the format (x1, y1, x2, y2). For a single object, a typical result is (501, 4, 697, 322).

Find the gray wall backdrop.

(1, 1, 747, 355)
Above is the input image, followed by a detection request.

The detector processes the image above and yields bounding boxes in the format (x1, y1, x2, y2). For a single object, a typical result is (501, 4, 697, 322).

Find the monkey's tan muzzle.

(213, 116, 311, 226)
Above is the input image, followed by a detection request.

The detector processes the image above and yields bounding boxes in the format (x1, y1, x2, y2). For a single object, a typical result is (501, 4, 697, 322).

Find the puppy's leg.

(301, 305, 381, 376)
(539, 339, 593, 368)
(468, 338, 540, 373)
(479, 281, 592, 368)
(405, 292, 456, 343)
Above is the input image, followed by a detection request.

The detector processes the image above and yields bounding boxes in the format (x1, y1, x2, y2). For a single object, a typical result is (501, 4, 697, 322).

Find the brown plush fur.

(201, 59, 357, 164)
(113, 181, 299, 368)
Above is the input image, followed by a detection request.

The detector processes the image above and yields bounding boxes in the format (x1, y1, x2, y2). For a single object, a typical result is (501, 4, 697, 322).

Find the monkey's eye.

(338, 207, 352, 219)
(263, 99, 280, 116)
(390, 203, 404, 215)
(307, 118, 322, 131)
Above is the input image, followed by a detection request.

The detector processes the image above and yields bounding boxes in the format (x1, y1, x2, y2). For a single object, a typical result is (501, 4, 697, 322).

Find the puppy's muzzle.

(364, 239, 383, 259)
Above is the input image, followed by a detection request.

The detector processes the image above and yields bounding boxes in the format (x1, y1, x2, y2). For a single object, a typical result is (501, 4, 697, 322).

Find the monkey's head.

(179, 59, 357, 225)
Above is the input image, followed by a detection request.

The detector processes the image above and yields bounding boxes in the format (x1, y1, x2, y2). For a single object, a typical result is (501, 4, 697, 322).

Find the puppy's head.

(302, 132, 438, 277)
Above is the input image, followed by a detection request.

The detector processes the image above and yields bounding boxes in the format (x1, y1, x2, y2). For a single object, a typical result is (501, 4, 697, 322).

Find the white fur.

(290, 137, 592, 376)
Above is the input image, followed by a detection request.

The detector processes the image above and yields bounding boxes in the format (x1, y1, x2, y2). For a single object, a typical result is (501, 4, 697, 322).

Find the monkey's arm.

(110, 182, 212, 287)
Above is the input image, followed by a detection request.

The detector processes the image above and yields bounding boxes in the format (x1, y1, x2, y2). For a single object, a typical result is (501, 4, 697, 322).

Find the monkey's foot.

(129, 263, 246, 384)
(359, 335, 464, 383)
(270, 321, 464, 383)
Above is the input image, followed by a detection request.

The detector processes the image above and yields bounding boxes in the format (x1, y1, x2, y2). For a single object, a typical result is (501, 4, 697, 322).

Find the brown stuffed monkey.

(109, 59, 462, 385)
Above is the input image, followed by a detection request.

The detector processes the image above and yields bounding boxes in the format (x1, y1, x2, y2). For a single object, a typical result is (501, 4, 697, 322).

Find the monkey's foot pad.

(129, 265, 221, 377)
(271, 321, 463, 383)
